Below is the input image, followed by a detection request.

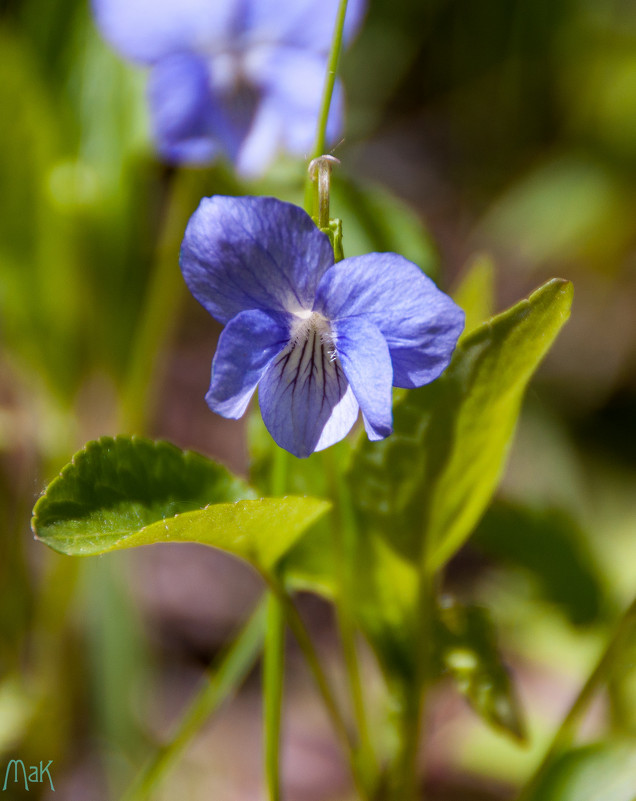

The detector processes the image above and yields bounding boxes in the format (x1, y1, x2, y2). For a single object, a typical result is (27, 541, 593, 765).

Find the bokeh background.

(2, 0, 636, 798)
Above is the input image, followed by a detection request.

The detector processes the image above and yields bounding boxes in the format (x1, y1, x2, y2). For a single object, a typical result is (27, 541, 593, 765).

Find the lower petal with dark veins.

(258, 326, 359, 458)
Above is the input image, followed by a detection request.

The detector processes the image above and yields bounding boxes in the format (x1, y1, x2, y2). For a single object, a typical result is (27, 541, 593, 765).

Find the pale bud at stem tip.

(308, 156, 340, 229)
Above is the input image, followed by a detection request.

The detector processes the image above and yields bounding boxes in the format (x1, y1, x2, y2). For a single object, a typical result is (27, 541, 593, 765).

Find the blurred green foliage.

(3, 0, 636, 798)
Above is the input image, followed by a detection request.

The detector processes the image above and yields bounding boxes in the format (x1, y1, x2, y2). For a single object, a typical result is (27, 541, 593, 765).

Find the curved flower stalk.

(180, 196, 464, 458)
(92, 0, 365, 176)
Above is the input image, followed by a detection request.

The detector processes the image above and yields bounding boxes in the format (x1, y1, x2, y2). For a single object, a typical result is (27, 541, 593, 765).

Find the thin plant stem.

(389, 573, 432, 801)
(122, 599, 267, 801)
(264, 593, 286, 801)
(262, 572, 370, 800)
(388, 528, 439, 801)
(323, 449, 378, 794)
(311, 0, 349, 160)
(304, 0, 349, 214)
(262, 446, 290, 801)
(516, 594, 636, 801)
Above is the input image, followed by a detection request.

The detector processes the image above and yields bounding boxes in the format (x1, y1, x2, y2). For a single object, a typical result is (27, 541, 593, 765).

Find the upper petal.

(258, 324, 359, 458)
(92, 0, 241, 65)
(149, 52, 266, 168)
(315, 254, 465, 388)
(333, 316, 393, 441)
(244, 0, 367, 52)
(245, 46, 344, 154)
(180, 196, 335, 325)
(206, 309, 289, 419)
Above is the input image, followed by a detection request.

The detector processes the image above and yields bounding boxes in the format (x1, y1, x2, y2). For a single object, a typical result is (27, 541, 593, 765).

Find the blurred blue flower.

(92, 0, 364, 176)
(180, 196, 465, 458)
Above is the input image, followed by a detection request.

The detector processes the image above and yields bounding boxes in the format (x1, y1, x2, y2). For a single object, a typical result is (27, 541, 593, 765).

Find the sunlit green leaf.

(32, 436, 329, 572)
(350, 278, 573, 571)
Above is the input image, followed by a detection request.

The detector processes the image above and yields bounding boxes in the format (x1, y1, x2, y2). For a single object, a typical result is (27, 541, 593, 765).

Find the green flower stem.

(122, 600, 267, 801)
(263, 572, 369, 800)
(323, 449, 378, 794)
(389, 532, 439, 801)
(264, 593, 286, 801)
(119, 168, 210, 434)
(303, 0, 349, 214)
(389, 678, 424, 801)
(312, 0, 349, 160)
(388, 573, 433, 801)
(263, 446, 290, 801)
(516, 593, 636, 801)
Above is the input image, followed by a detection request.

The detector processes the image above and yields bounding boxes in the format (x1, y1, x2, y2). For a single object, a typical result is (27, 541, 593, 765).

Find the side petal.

(333, 316, 393, 441)
(258, 327, 359, 458)
(206, 309, 289, 419)
(316, 254, 465, 388)
(92, 0, 240, 65)
(180, 196, 335, 325)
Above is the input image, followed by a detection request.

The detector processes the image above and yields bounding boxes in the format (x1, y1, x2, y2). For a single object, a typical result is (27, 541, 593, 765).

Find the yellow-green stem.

(323, 448, 378, 794)
(122, 601, 267, 801)
(262, 446, 291, 801)
(264, 593, 285, 801)
(263, 572, 370, 800)
(516, 594, 636, 801)
(303, 0, 350, 214)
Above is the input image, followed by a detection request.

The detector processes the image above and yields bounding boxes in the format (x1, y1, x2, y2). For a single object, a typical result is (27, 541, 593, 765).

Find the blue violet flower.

(180, 196, 465, 458)
(92, 0, 364, 176)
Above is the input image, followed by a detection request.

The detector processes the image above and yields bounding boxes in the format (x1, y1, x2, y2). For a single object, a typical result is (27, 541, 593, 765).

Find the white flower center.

(290, 310, 335, 357)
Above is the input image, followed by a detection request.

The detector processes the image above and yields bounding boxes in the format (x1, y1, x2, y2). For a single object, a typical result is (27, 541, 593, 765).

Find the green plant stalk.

(122, 600, 267, 801)
(263, 572, 369, 799)
(516, 593, 636, 801)
(388, 676, 424, 801)
(264, 594, 285, 801)
(323, 449, 378, 794)
(304, 0, 349, 214)
(388, 522, 439, 801)
(388, 572, 433, 801)
(263, 596, 285, 800)
(262, 447, 290, 801)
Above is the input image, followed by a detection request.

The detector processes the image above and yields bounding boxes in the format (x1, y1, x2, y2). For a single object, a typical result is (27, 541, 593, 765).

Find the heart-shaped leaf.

(32, 436, 330, 572)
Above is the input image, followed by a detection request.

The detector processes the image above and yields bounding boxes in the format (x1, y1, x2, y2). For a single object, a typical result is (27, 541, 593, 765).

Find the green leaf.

(524, 741, 636, 801)
(424, 279, 573, 569)
(32, 436, 330, 572)
(350, 278, 573, 571)
(436, 600, 526, 742)
(349, 532, 420, 682)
